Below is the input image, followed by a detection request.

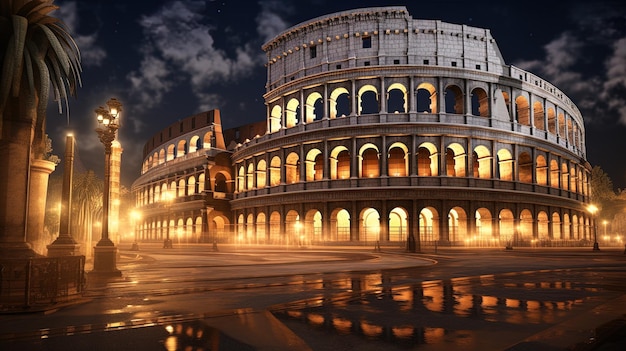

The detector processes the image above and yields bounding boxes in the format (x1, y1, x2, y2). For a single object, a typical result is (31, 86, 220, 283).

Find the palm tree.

(71, 170, 102, 256)
(0, 0, 81, 257)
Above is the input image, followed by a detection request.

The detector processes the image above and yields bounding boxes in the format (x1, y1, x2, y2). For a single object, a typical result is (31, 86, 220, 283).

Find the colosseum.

(132, 6, 592, 250)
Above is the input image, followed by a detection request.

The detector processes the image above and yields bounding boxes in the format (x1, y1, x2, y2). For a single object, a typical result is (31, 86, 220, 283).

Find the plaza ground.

(1, 244, 625, 350)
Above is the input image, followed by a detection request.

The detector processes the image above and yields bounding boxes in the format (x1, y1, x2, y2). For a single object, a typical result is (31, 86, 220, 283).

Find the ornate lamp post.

(92, 98, 122, 276)
(587, 204, 600, 251)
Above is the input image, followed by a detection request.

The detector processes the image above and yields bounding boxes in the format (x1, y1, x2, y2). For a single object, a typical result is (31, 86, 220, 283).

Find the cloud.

(126, 0, 269, 116)
(56, 1, 106, 67)
(257, 0, 293, 43)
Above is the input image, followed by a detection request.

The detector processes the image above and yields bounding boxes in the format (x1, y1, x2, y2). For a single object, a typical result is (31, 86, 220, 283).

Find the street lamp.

(92, 98, 123, 276)
(163, 190, 174, 248)
(587, 204, 600, 251)
(131, 210, 141, 251)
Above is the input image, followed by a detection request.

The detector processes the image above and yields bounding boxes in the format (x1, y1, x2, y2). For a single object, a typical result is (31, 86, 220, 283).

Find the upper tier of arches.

(264, 78, 585, 156)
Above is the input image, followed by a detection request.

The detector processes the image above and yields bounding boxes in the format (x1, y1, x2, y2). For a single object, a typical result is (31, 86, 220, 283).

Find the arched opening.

(360, 144, 380, 178)
(246, 163, 255, 189)
(471, 87, 489, 117)
(360, 208, 380, 242)
(419, 207, 439, 242)
(187, 175, 196, 195)
(331, 208, 351, 241)
(536, 155, 548, 186)
(388, 143, 408, 177)
(256, 159, 267, 188)
(285, 152, 300, 184)
(474, 208, 493, 240)
(389, 207, 408, 242)
(305, 210, 323, 243)
(519, 209, 534, 241)
(214, 172, 227, 193)
(416, 82, 437, 113)
(472, 145, 491, 179)
(515, 96, 530, 126)
(330, 87, 350, 118)
(270, 156, 281, 186)
(417, 142, 438, 176)
(269, 211, 281, 244)
(518, 152, 532, 183)
(448, 207, 468, 243)
(547, 108, 556, 134)
(444, 85, 463, 114)
(189, 136, 199, 153)
(270, 105, 282, 132)
(166, 145, 175, 161)
(285, 98, 300, 128)
(533, 101, 545, 130)
(387, 83, 407, 113)
(305, 92, 323, 123)
(285, 210, 301, 245)
(499, 209, 515, 241)
(305, 149, 323, 181)
(358, 85, 379, 115)
(497, 149, 513, 181)
(256, 213, 266, 243)
(537, 211, 549, 239)
(552, 212, 562, 239)
(330, 146, 350, 180)
(550, 159, 559, 188)
(446, 143, 466, 177)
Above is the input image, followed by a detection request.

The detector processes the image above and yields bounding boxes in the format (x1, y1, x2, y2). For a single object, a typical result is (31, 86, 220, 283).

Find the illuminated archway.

(389, 207, 408, 242)
(360, 208, 380, 242)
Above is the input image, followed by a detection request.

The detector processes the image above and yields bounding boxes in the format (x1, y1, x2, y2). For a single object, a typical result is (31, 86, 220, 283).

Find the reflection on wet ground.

(2, 248, 626, 350)
(272, 269, 625, 350)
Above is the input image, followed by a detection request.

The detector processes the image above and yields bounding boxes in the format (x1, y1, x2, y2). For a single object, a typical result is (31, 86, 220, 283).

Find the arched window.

(330, 87, 350, 118)
(360, 145, 379, 178)
(471, 87, 489, 117)
(387, 83, 407, 113)
(445, 85, 463, 114)
(388, 144, 408, 177)
(416, 82, 437, 113)
(515, 96, 530, 126)
(285, 152, 300, 184)
(330, 146, 350, 180)
(358, 85, 378, 115)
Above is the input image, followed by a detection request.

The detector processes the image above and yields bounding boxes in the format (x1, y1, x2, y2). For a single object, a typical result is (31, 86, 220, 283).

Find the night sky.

(46, 0, 626, 189)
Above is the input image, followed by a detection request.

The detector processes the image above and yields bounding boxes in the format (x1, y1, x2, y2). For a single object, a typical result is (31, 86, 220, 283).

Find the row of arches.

(142, 128, 214, 174)
(230, 205, 591, 245)
(267, 79, 584, 150)
(136, 171, 208, 206)
(235, 140, 589, 195)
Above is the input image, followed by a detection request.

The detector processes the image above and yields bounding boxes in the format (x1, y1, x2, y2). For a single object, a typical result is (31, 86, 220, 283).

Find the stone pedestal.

(91, 245, 121, 277)
(47, 243, 81, 257)
(28, 159, 57, 255)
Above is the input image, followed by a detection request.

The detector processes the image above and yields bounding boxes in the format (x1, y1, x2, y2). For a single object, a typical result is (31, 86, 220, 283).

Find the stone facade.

(133, 7, 592, 248)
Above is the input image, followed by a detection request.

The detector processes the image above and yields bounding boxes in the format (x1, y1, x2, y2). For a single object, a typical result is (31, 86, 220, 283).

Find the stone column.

(48, 134, 80, 256)
(28, 159, 56, 255)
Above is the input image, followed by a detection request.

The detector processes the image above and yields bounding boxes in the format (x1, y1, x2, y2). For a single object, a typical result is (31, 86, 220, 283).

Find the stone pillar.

(110, 140, 123, 245)
(48, 134, 80, 256)
(0, 102, 37, 258)
(28, 159, 56, 255)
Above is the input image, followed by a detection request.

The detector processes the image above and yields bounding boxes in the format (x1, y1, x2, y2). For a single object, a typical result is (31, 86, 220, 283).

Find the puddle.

(273, 273, 606, 349)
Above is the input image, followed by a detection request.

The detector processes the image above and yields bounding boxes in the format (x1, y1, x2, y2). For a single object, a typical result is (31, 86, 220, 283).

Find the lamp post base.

(91, 245, 121, 277)
(592, 242, 600, 251)
(163, 239, 173, 248)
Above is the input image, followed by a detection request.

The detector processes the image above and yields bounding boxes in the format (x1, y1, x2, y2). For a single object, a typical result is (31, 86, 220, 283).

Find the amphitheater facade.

(132, 6, 593, 249)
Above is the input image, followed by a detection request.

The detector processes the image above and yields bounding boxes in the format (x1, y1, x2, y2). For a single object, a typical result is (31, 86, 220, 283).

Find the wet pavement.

(1, 243, 625, 350)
